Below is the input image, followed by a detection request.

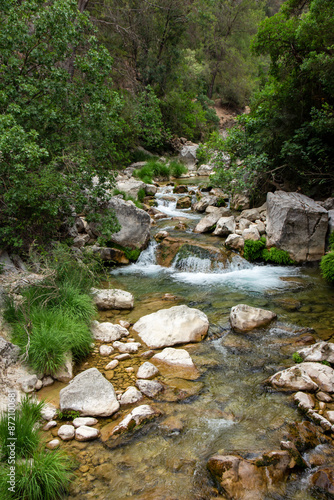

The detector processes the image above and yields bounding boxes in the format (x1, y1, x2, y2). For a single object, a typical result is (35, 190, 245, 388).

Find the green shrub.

(134, 159, 170, 183)
(107, 242, 141, 262)
(137, 188, 146, 202)
(56, 410, 81, 421)
(292, 352, 303, 364)
(216, 198, 226, 207)
(262, 247, 295, 265)
(320, 251, 334, 283)
(0, 449, 73, 500)
(169, 160, 187, 178)
(329, 231, 334, 251)
(0, 396, 45, 460)
(243, 237, 266, 261)
(322, 360, 331, 366)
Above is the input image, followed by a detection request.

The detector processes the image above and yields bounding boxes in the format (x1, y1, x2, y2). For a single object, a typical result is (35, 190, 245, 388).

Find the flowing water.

(56, 182, 334, 499)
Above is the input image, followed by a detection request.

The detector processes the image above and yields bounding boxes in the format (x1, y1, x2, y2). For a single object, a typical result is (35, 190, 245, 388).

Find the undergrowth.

(133, 159, 187, 183)
(243, 237, 294, 265)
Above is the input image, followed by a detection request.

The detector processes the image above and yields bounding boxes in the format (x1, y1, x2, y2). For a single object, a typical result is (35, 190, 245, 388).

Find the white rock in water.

(59, 368, 120, 417)
(73, 417, 98, 428)
(152, 348, 194, 367)
(113, 341, 141, 353)
(111, 405, 162, 436)
(43, 420, 57, 431)
(294, 391, 315, 410)
(41, 404, 57, 421)
(91, 320, 128, 342)
(58, 424, 75, 441)
(230, 304, 277, 332)
(269, 362, 334, 393)
(46, 439, 60, 450)
(99, 345, 114, 356)
(133, 305, 209, 349)
(297, 342, 334, 364)
(120, 386, 143, 405)
(91, 288, 134, 310)
(136, 379, 163, 398)
(105, 360, 119, 370)
(136, 362, 159, 380)
(75, 425, 100, 441)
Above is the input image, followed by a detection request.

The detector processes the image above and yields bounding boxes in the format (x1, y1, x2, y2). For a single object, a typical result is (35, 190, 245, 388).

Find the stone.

(120, 386, 143, 405)
(35, 380, 43, 391)
(136, 380, 163, 398)
(99, 345, 114, 356)
(266, 191, 328, 262)
(230, 304, 277, 332)
(310, 468, 334, 496)
(255, 220, 266, 235)
(91, 288, 134, 310)
(115, 353, 131, 361)
(91, 320, 128, 342)
(242, 226, 261, 241)
(58, 424, 75, 441)
(197, 164, 213, 176)
(152, 348, 195, 368)
(73, 417, 98, 428)
(297, 341, 334, 364)
(173, 185, 188, 194)
(193, 211, 222, 233)
(104, 197, 151, 250)
(192, 195, 218, 212)
(75, 425, 100, 442)
(53, 351, 73, 383)
(59, 368, 120, 417)
(42, 376, 54, 387)
(105, 360, 119, 370)
(133, 305, 209, 349)
(90, 246, 129, 265)
(18, 375, 38, 393)
(230, 193, 250, 210)
(0, 336, 20, 366)
(145, 184, 158, 196)
(316, 392, 332, 403)
(113, 341, 141, 353)
(136, 362, 159, 380)
(43, 420, 57, 431)
(239, 208, 260, 222)
(119, 320, 130, 329)
(115, 179, 146, 199)
(125, 367, 134, 373)
(111, 405, 162, 436)
(268, 362, 334, 393)
(325, 411, 334, 423)
(46, 439, 60, 450)
(41, 404, 57, 421)
(225, 233, 245, 251)
(294, 391, 315, 410)
(213, 216, 236, 236)
(176, 196, 191, 209)
(179, 144, 199, 168)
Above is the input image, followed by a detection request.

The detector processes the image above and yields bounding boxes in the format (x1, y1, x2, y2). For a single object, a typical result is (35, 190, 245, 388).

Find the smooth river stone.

(230, 304, 277, 332)
(91, 321, 128, 342)
(152, 347, 200, 380)
(75, 426, 100, 442)
(91, 288, 134, 310)
(133, 305, 209, 349)
(269, 363, 334, 393)
(136, 380, 163, 398)
(136, 362, 159, 380)
(120, 386, 143, 405)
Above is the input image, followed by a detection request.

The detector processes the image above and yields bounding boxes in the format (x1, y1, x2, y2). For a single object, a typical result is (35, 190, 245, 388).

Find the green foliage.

(0, 396, 45, 461)
(320, 252, 334, 284)
(0, 0, 130, 250)
(56, 410, 81, 421)
(137, 188, 146, 202)
(292, 352, 303, 364)
(262, 247, 294, 265)
(243, 237, 266, 261)
(0, 449, 73, 500)
(134, 86, 167, 149)
(107, 242, 141, 262)
(322, 360, 331, 367)
(329, 232, 334, 251)
(133, 160, 170, 184)
(169, 161, 188, 178)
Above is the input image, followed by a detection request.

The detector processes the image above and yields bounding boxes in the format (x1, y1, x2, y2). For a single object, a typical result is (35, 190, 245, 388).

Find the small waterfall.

(155, 185, 201, 219)
(111, 241, 161, 275)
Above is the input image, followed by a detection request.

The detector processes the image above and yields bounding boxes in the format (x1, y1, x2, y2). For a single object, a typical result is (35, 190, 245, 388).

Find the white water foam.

(155, 186, 200, 219)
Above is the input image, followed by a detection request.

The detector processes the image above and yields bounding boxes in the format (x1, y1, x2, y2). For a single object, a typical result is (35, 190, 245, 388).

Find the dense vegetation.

(243, 237, 294, 264)
(202, 0, 334, 201)
(0, 397, 72, 499)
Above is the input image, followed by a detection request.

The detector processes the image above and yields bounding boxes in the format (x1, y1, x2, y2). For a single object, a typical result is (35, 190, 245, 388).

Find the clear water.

(63, 185, 334, 499)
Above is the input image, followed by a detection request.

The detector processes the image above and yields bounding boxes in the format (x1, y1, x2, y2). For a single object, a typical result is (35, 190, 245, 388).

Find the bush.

(169, 161, 187, 178)
(262, 247, 294, 265)
(320, 251, 334, 283)
(292, 352, 303, 364)
(0, 449, 73, 500)
(137, 188, 146, 202)
(133, 159, 170, 183)
(243, 237, 266, 261)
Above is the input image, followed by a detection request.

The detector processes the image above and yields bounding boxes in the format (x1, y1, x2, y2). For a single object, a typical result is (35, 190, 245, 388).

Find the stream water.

(48, 181, 334, 499)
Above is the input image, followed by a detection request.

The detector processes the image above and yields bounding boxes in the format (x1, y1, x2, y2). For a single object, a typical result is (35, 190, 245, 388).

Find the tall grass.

(133, 159, 170, 184)
(0, 396, 44, 460)
(4, 244, 96, 375)
(169, 160, 187, 178)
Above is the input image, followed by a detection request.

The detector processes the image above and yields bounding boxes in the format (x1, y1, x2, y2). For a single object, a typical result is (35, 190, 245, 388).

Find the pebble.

(58, 425, 75, 441)
(42, 376, 54, 387)
(46, 439, 60, 450)
(105, 359, 119, 370)
(99, 345, 114, 356)
(105, 370, 114, 380)
(115, 353, 131, 361)
(43, 420, 57, 431)
(125, 367, 134, 373)
(73, 417, 98, 428)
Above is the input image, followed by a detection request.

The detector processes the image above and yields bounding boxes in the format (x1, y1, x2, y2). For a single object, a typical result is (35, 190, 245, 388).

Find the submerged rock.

(91, 288, 134, 310)
(120, 386, 143, 405)
(152, 347, 199, 380)
(230, 304, 277, 332)
(110, 404, 162, 437)
(266, 191, 328, 262)
(136, 379, 164, 398)
(136, 362, 159, 380)
(133, 305, 209, 348)
(75, 425, 100, 442)
(59, 367, 120, 417)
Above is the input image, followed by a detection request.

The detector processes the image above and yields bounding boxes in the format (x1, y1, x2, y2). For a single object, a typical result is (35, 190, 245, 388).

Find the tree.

(0, 0, 129, 250)
(206, 0, 334, 200)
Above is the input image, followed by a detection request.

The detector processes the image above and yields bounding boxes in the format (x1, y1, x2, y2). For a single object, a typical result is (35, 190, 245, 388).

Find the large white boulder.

(111, 405, 162, 436)
(230, 304, 277, 332)
(225, 234, 245, 251)
(297, 342, 334, 364)
(193, 211, 223, 234)
(91, 288, 134, 310)
(152, 348, 195, 368)
(266, 191, 328, 262)
(269, 362, 334, 393)
(115, 179, 146, 199)
(213, 216, 236, 236)
(133, 305, 209, 349)
(59, 368, 120, 417)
